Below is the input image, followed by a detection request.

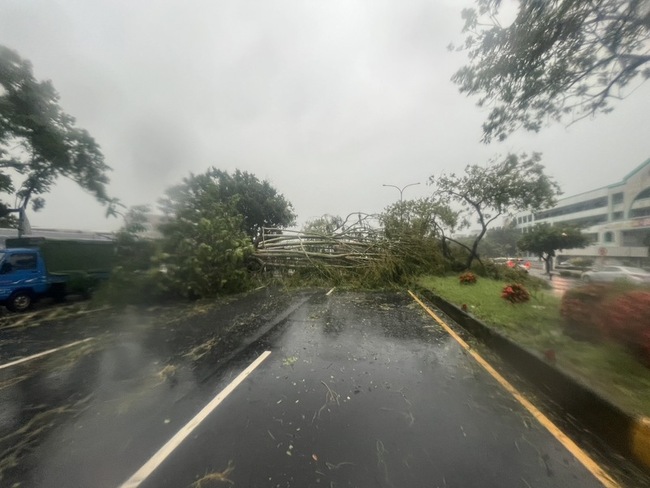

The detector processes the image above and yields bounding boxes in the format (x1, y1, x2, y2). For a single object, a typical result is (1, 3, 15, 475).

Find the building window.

(562, 214, 608, 227)
(586, 233, 598, 243)
(629, 187, 650, 218)
(534, 196, 608, 221)
(612, 192, 624, 204)
(612, 211, 623, 221)
(622, 229, 648, 247)
(631, 207, 650, 218)
(604, 232, 614, 243)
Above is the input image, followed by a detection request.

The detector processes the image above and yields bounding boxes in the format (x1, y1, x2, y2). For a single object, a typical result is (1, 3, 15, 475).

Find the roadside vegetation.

(417, 274, 650, 417)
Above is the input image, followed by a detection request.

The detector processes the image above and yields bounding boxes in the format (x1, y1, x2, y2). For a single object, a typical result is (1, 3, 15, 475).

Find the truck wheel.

(8, 292, 33, 313)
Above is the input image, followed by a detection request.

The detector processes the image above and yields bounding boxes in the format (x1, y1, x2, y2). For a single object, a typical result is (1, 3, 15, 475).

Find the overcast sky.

(1, 0, 649, 232)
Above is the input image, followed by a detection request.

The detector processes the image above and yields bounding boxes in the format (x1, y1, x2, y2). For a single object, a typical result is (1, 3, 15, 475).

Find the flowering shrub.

(602, 291, 650, 363)
(561, 284, 650, 366)
(501, 283, 530, 303)
(560, 284, 612, 341)
(459, 272, 477, 285)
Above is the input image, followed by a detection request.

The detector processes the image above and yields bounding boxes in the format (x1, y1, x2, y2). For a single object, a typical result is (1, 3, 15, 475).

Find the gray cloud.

(1, 0, 648, 230)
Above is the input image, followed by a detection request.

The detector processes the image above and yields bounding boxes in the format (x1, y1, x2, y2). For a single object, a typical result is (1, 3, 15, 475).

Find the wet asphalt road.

(0, 288, 648, 487)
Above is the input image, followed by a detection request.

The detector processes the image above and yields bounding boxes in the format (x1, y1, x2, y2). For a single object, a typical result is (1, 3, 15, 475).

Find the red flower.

(501, 283, 530, 303)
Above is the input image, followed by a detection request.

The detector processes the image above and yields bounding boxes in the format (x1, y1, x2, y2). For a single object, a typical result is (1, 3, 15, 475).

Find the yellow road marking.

(408, 290, 620, 488)
(631, 417, 650, 470)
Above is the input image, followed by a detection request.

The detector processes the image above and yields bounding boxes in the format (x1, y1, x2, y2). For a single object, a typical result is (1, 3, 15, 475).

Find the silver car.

(581, 266, 650, 284)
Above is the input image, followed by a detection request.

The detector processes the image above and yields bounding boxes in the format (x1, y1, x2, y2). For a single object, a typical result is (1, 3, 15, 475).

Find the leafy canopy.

(154, 168, 295, 298)
(452, 0, 650, 142)
(380, 197, 459, 241)
(113, 205, 158, 271)
(159, 168, 296, 244)
(0, 45, 118, 225)
(517, 223, 590, 258)
(303, 214, 345, 235)
(430, 152, 560, 268)
(459, 220, 521, 258)
(158, 203, 253, 298)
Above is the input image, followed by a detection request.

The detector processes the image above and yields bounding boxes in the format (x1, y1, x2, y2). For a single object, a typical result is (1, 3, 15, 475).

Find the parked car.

(556, 258, 594, 270)
(581, 266, 650, 284)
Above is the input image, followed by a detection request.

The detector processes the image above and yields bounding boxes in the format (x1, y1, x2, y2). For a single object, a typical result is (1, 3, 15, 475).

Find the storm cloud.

(1, 0, 648, 230)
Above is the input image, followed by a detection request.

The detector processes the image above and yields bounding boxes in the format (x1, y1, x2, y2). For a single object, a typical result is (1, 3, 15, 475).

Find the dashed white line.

(119, 350, 272, 488)
(0, 337, 94, 371)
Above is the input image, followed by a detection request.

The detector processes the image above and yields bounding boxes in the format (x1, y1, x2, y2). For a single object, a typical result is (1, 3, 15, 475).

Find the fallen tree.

(254, 213, 384, 269)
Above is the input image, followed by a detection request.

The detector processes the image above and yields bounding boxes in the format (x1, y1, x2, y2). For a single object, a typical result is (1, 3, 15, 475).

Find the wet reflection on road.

(0, 288, 302, 487)
(0, 289, 644, 487)
(141, 292, 612, 488)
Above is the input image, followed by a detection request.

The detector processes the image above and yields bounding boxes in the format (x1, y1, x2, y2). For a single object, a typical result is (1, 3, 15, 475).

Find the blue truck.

(0, 237, 115, 312)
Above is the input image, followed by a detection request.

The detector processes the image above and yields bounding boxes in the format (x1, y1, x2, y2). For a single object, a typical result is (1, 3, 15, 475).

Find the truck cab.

(0, 248, 65, 312)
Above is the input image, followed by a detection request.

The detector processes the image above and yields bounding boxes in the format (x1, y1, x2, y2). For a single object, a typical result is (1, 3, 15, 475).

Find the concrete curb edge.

(413, 286, 650, 474)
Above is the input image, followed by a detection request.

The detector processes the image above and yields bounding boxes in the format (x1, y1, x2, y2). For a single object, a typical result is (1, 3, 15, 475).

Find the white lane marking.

(326, 287, 336, 296)
(119, 350, 272, 488)
(0, 338, 94, 371)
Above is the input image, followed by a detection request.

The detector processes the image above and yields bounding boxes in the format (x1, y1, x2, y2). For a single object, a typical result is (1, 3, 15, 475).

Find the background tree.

(113, 205, 158, 271)
(429, 152, 560, 269)
(156, 168, 294, 298)
(477, 220, 521, 258)
(303, 214, 344, 235)
(159, 168, 295, 245)
(517, 223, 590, 275)
(381, 197, 465, 259)
(158, 202, 253, 298)
(452, 0, 650, 142)
(0, 45, 119, 232)
(380, 198, 453, 240)
(379, 198, 462, 271)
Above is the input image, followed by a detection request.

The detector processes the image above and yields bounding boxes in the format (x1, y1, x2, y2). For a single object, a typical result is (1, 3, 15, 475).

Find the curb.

(414, 287, 650, 474)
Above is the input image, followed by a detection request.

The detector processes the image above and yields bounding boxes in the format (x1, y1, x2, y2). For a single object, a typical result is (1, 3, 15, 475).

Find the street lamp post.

(382, 182, 420, 202)
(383, 182, 421, 225)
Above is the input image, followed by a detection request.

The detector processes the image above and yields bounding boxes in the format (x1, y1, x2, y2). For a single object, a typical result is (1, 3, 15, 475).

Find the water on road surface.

(0, 289, 646, 487)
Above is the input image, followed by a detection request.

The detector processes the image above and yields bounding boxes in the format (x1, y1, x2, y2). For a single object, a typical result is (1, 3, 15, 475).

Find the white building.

(514, 158, 650, 266)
